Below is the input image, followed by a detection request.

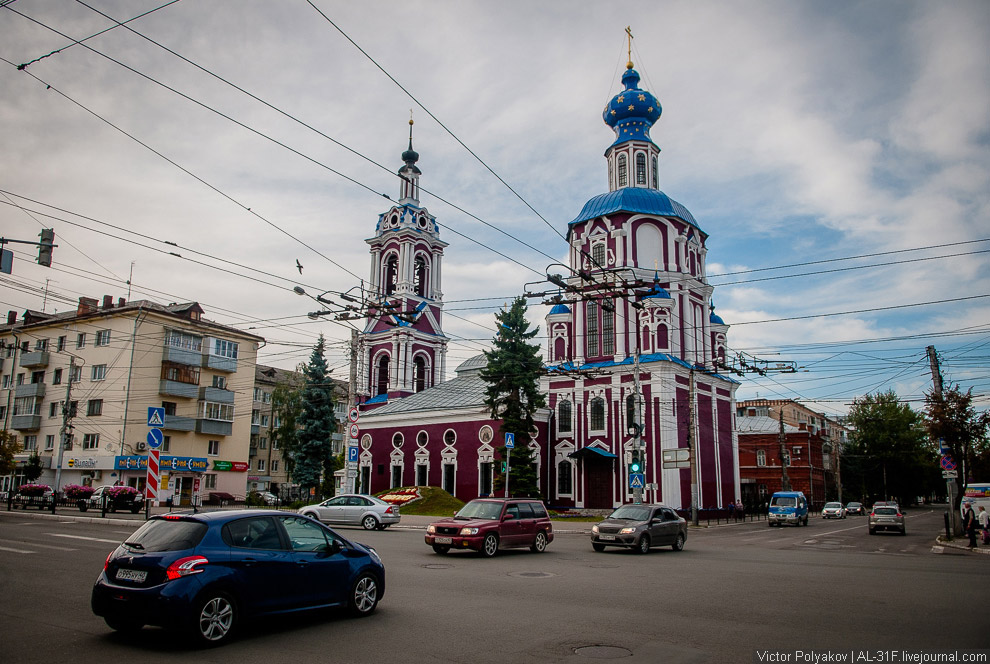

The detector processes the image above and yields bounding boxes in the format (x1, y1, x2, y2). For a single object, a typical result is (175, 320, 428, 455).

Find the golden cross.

(626, 26, 634, 69)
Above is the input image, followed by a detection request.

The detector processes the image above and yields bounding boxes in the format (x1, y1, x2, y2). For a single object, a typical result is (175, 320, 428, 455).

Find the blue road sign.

(505, 433, 515, 449)
(347, 446, 359, 463)
(629, 473, 645, 490)
(147, 407, 165, 428)
(147, 428, 164, 450)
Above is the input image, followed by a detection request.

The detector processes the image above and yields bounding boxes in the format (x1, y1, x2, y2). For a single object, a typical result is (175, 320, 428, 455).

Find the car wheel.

(900, 528, 906, 536)
(635, 534, 651, 554)
(362, 515, 378, 531)
(131, 505, 141, 514)
(376, 523, 388, 531)
(191, 592, 236, 646)
(105, 616, 143, 633)
(348, 573, 380, 617)
(432, 544, 450, 554)
(869, 527, 876, 535)
(530, 531, 548, 553)
(592, 543, 606, 552)
(481, 533, 499, 558)
(672, 533, 685, 552)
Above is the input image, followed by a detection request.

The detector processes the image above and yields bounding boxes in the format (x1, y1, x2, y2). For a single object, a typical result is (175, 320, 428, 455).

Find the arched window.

(413, 356, 428, 393)
(657, 323, 669, 350)
(414, 255, 428, 297)
(592, 243, 606, 268)
(557, 460, 573, 495)
(558, 400, 572, 433)
(375, 355, 390, 396)
(651, 156, 658, 188)
(590, 397, 606, 431)
(586, 300, 599, 357)
(635, 153, 647, 185)
(617, 154, 628, 188)
(383, 254, 398, 295)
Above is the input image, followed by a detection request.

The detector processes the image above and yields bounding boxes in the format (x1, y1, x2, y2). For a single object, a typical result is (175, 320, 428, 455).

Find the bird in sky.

(296, 259, 303, 274)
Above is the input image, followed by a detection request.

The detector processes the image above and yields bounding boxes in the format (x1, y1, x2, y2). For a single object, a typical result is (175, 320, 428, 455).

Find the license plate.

(434, 537, 452, 544)
(115, 568, 147, 583)
(599, 535, 615, 541)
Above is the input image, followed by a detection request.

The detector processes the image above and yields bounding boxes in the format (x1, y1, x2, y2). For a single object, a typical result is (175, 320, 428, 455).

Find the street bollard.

(944, 510, 952, 541)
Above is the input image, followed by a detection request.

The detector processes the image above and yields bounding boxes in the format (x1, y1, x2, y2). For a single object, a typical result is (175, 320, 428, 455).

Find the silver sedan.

(299, 493, 400, 530)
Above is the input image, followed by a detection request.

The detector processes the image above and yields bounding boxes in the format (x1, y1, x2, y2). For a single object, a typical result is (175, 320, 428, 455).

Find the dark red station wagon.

(425, 498, 554, 557)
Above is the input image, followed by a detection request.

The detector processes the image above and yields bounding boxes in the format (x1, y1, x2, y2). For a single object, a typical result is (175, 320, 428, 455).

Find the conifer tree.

(480, 297, 545, 498)
(292, 335, 338, 497)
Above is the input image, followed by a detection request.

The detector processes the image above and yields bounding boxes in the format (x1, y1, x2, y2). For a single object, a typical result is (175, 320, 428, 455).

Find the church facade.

(355, 60, 739, 511)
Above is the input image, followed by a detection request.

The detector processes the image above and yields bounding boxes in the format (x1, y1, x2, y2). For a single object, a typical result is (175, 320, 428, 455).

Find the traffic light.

(37, 228, 54, 267)
(499, 460, 507, 474)
(629, 450, 642, 474)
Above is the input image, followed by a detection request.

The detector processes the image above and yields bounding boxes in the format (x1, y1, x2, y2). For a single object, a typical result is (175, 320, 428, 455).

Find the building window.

(586, 300, 599, 357)
(383, 254, 398, 296)
(651, 156, 658, 188)
(49, 402, 59, 418)
(24, 435, 38, 451)
(602, 303, 615, 355)
(95, 330, 111, 346)
(68, 401, 78, 417)
(558, 400, 572, 434)
(414, 255, 428, 297)
(87, 399, 103, 416)
(83, 433, 99, 450)
(756, 450, 766, 467)
(260, 414, 269, 427)
(417, 431, 428, 447)
(592, 242, 606, 268)
(45, 435, 55, 450)
(70, 366, 81, 383)
(212, 339, 238, 359)
(635, 152, 647, 185)
(31, 370, 45, 384)
(257, 459, 266, 472)
(76, 333, 86, 348)
(161, 361, 200, 385)
(201, 402, 234, 422)
(557, 460, 573, 495)
(251, 409, 260, 425)
(444, 429, 456, 446)
(272, 460, 279, 472)
(590, 397, 606, 431)
(376, 355, 390, 396)
(259, 437, 267, 449)
(392, 433, 403, 449)
(204, 474, 217, 489)
(212, 375, 227, 389)
(207, 440, 219, 456)
(617, 154, 628, 188)
(414, 356, 428, 393)
(52, 368, 62, 385)
(162, 435, 170, 453)
(416, 464, 427, 486)
(57, 336, 66, 352)
(391, 464, 402, 489)
(165, 329, 202, 351)
(91, 364, 107, 381)
(14, 396, 40, 416)
(1, 375, 8, 389)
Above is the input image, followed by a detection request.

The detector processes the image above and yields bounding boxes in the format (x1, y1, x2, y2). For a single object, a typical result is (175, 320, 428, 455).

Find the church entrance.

(569, 446, 618, 510)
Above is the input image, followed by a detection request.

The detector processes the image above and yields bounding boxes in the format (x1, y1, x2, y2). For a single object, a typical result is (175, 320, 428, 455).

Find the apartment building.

(0, 296, 263, 504)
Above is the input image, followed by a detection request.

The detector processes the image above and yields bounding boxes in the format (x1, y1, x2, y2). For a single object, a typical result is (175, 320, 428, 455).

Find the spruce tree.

(293, 335, 338, 498)
(480, 297, 546, 498)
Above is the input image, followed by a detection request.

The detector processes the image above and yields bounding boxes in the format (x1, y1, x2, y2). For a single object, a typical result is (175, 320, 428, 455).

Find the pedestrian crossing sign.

(629, 473, 645, 489)
(147, 407, 165, 428)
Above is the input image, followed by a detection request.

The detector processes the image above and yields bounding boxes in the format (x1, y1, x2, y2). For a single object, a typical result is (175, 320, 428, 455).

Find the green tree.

(292, 335, 338, 497)
(480, 297, 545, 498)
(844, 390, 932, 505)
(270, 373, 304, 479)
(0, 431, 21, 476)
(924, 384, 990, 510)
(24, 451, 43, 483)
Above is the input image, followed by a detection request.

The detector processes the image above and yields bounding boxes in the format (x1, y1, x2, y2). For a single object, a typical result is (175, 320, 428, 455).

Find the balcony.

(159, 380, 199, 399)
(19, 351, 50, 368)
(204, 354, 237, 373)
(199, 386, 234, 404)
(14, 383, 46, 399)
(163, 345, 201, 367)
(11, 414, 41, 431)
(249, 444, 258, 457)
(163, 414, 195, 432)
(251, 423, 260, 436)
(196, 419, 232, 436)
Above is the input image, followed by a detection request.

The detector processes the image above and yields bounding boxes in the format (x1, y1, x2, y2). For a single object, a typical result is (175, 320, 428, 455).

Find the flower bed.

(17, 484, 51, 497)
(63, 484, 95, 500)
(379, 487, 421, 506)
(106, 485, 140, 500)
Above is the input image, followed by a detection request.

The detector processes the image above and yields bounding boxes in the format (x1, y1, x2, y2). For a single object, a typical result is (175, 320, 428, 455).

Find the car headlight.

(366, 546, 382, 565)
(620, 527, 636, 534)
(591, 525, 599, 534)
(426, 525, 435, 534)
(459, 527, 479, 536)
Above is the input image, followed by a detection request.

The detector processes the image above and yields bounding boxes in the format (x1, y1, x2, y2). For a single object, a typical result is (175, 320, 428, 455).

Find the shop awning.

(568, 447, 618, 460)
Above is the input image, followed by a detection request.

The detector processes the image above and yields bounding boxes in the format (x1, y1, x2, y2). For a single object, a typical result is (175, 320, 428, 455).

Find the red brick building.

(737, 416, 829, 511)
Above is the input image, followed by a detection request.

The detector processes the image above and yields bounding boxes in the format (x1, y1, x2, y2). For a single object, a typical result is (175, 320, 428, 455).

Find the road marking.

(0, 545, 35, 554)
(6, 540, 77, 551)
(46, 533, 121, 544)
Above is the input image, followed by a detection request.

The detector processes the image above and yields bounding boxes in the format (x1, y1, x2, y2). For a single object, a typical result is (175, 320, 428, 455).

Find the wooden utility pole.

(689, 368, 699, 525)
(778, 409, 792, 491)
(54, 356, 76, 491)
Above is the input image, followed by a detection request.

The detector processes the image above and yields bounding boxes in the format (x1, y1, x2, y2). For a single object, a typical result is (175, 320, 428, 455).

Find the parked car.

(257, 491, 279, 505)
(425, 498, 553, 557)
(845, 501, 865, 515)
(92, 509, 385, 646)
(298, 494, 400, 530)
(590, 504, 687, 554)
(767, 491, 809, 526)
(821, 502, 847, 519)
(868, 506, 906, 535)
(79, 485, 144, 514)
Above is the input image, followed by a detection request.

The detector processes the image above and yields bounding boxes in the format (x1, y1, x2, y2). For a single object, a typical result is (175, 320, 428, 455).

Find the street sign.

(662, 449, 691, 469)
(629, 473, 645, 490)
(505, 433, 515, 449)
(147, 428, 164, 450)
(348, 407, 359, 423)
(147, 407, 165, 428)
(348, 423, 359, 439)
(940, 455, 956, 471)
(347, 446, 359, 463)
(942, 470, 958, 479)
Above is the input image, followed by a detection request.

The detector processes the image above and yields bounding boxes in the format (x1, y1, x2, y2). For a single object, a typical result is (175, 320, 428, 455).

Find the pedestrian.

(735, 500, 744, 520)
(726, 501, 735, 521)
(962, 502, 978, 549)
(978, 505, 990, 545)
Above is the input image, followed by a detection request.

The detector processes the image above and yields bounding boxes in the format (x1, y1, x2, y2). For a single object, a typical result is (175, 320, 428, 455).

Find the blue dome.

(569, 187, 700, 230)
(603, 68, 661, 148)
(710, 312, 725, 325)
(643, 284, 671, 300)
(549, 303, 572, 315)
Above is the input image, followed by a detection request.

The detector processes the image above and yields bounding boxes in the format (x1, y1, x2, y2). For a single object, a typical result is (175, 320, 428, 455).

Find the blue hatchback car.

(92, 509, 385, 645)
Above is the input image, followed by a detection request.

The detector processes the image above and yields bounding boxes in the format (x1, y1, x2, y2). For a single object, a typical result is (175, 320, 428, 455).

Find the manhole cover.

(574, 645, 632, 659)
(507, 571, 555, 578)
(422, 564, 452, 569)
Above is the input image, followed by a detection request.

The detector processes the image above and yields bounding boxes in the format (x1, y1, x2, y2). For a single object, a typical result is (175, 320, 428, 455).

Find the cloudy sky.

(2, 0, 988, 417)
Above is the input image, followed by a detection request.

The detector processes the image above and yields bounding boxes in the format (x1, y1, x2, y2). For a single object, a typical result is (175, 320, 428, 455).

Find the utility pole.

(54, 356, 76, 491)
(928, 345, 959, 534)
(348, 329, 358, 494)
(778, 409, 792, 492)
(631, 347, 644, 504)
(688, 368, 699, 526)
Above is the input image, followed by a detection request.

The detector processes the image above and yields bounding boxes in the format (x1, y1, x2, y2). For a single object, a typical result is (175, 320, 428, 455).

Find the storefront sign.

(116, 455, 209, 471)
(212, 460, 249, 472)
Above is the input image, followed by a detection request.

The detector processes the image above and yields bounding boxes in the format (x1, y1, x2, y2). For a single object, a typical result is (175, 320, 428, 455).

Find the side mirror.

(324, 540, 343, 555)
(503, 513, 516, 521)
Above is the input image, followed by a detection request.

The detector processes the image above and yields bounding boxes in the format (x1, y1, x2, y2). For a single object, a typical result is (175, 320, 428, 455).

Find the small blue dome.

(643, 284, 671, 300)
(710, 312, 725, 325)
(549, 303, 572, 315)
(603, 68, 662, 147)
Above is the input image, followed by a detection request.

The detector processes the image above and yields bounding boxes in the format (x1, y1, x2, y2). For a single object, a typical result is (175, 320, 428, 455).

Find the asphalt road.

(1, 507, 987, 663)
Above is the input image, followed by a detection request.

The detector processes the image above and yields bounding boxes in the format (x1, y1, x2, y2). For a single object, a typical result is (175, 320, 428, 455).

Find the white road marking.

(6, 540, 77, 551)
(0, 545, 35, 554)
(46, 533, 121, 544)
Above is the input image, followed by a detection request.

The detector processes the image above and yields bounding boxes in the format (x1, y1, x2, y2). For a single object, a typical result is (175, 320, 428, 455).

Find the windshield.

(608, 506, 651, 521)
(771, 496, 796, 507)
(455, 501, 503, 520)
(824, 503, 842, 509)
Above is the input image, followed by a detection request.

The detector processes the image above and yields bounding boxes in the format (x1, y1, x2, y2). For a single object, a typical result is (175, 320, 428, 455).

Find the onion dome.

(400, 117, 421, 175)
(710, 302, 726, 326)
(603, 66, 662, 147)
(549, 303, 572, 315)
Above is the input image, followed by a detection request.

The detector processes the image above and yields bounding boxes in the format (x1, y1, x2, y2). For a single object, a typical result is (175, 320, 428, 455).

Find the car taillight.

(385, 506, 394, 514)
(163, 514, 183, 521)
(869, 512, 875, 517)
(166, 555, 209, 581)
(104, 551, 114, 572)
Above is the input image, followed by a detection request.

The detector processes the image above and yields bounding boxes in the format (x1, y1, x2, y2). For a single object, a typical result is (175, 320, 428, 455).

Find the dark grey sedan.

(591, 504, 687, 554)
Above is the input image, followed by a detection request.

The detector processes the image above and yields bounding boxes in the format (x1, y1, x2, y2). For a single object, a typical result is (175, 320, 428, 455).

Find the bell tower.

(358, 120, 448, 406)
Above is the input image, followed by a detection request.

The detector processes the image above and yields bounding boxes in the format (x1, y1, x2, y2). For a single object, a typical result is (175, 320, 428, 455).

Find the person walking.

(962, 502, 978, 549)
(978, 505, 989, 545)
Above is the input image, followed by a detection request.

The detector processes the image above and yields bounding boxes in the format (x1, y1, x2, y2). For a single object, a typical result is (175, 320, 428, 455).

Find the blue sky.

(2, 1, 988, 418)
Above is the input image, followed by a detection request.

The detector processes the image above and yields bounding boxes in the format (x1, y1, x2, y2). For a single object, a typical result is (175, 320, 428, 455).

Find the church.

(353, 55, 740, 511)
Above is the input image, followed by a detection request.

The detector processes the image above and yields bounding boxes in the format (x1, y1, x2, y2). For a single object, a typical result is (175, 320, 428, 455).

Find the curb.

(935, 535, 990, 555)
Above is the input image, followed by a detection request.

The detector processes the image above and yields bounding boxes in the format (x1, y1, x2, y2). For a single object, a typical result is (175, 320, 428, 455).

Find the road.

(1, 507, 987, 663)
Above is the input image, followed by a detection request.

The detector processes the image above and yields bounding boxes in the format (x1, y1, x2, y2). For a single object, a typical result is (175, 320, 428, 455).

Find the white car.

(821, 502, 847, 519)
(299, 493, 400, 530)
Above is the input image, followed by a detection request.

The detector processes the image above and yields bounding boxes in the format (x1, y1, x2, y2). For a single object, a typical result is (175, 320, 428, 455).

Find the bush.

(245, 491, 264, 506)
(18, 484, 50, 497)
(106, 485, 139, 500)
(63, 484, 94, 500)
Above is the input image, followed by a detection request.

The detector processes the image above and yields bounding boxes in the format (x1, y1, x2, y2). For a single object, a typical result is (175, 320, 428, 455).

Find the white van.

(960, 483, 990, 519)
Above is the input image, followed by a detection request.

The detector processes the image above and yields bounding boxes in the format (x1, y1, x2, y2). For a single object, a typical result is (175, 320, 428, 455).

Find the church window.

(591, 242, 606, 268)
(586, 301, 599, 357)
(635, 153, 647, 185)
(558, 400, 572, 433)
(651, 155, 658, 188)
(557, 460, 573, 495)
(657, 323, 669, 350)
(375, 355, 390, 396)
(590, 397, 606, 431)
(383, 254, 398, 295)
(602, 302, 615, 355)
(414, 356, 428, 392)
(414, 255, 428, 297)
(617, 154, 628, 188)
